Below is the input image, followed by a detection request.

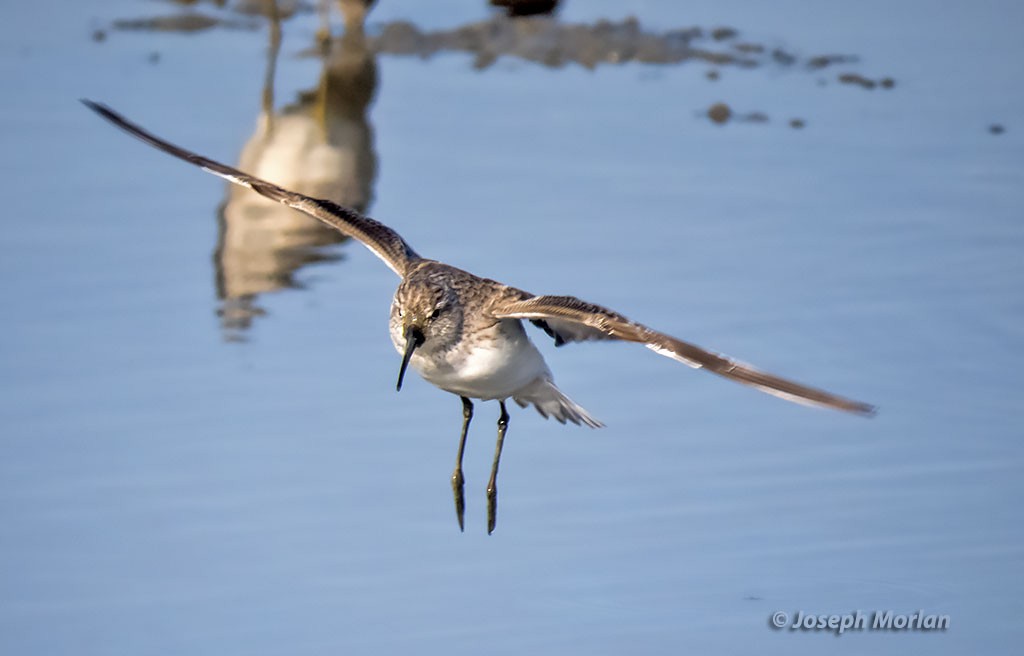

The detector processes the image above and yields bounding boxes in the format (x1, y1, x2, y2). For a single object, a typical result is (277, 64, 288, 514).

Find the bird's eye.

(430, 308, 441, 320)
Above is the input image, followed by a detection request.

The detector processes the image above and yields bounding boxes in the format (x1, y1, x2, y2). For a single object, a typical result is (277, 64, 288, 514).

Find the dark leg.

(451, 396, 473, 532)
(486, 401, 510, 535)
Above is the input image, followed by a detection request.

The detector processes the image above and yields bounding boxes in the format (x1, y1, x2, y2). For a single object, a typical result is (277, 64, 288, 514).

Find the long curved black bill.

(396, 328, 424, 392)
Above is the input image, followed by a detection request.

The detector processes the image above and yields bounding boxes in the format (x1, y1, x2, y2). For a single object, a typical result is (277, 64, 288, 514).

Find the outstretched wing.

(82, 100, 418, 276)
(492, 294, 876, 416)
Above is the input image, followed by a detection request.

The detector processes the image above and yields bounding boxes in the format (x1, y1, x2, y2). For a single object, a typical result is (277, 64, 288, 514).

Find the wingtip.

(80, 98, 114, 121)
(855, 403, 878, 418)
(837, 398, 877, 418)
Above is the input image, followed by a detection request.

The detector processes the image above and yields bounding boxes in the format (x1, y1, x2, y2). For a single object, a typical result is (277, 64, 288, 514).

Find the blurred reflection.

(106, 1, 886, 337)
(368, 13, 881, 76)
(117, 3, 867, 75)
(215, 1, 378, 338)
(372, 15, 775, 70)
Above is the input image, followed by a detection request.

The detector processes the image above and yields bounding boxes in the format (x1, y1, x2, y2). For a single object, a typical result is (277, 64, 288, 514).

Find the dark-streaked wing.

(82, 100, 418, 276)
(492, 294, 876, 416)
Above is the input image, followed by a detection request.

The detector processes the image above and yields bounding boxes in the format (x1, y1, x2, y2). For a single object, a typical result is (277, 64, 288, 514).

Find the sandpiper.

(83, 100, 875, 534)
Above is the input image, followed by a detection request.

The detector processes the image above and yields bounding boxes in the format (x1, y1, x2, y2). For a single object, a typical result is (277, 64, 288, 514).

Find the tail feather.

(513, 377, 603, 428)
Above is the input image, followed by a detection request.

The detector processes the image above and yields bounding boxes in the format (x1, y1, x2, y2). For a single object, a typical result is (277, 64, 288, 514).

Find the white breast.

(408, 320, 551, 401)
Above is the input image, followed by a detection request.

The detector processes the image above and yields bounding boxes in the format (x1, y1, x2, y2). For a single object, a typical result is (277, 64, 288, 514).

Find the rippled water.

(1, 1, 1022, 654)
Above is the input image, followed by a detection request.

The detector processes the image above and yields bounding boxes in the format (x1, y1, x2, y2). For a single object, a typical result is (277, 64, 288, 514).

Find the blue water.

(1, 1, 1022, 654)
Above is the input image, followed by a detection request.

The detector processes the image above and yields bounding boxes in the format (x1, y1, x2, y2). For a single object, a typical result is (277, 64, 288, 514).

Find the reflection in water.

(215, 2, 378, 337)
(114, 3, 884, 79)
(369, 14, 861, 72)
(105, 2, 889, 336)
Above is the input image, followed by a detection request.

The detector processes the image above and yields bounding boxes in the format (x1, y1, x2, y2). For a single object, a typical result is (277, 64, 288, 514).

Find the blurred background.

(1, 1, 1021, 654)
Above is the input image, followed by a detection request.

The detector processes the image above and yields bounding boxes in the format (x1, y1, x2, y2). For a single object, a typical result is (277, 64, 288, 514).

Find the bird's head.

(392, 280, 463, 391)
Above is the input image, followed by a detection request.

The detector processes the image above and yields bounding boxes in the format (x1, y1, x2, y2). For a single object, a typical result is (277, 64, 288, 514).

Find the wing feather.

(493, 294, 875, 416)
(82, 100, 418, 276)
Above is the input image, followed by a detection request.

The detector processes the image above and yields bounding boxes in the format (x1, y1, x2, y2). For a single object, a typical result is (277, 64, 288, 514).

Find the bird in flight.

(83, 100, 875, 533)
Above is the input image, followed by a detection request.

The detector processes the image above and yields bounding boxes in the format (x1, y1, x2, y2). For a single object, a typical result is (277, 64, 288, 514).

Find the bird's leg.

(451, 396, 472, 532)
(486, 401, 510, 535)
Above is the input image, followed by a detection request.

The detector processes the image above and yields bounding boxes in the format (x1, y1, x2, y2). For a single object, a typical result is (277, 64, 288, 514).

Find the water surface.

(1, 1, 1022, 654)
